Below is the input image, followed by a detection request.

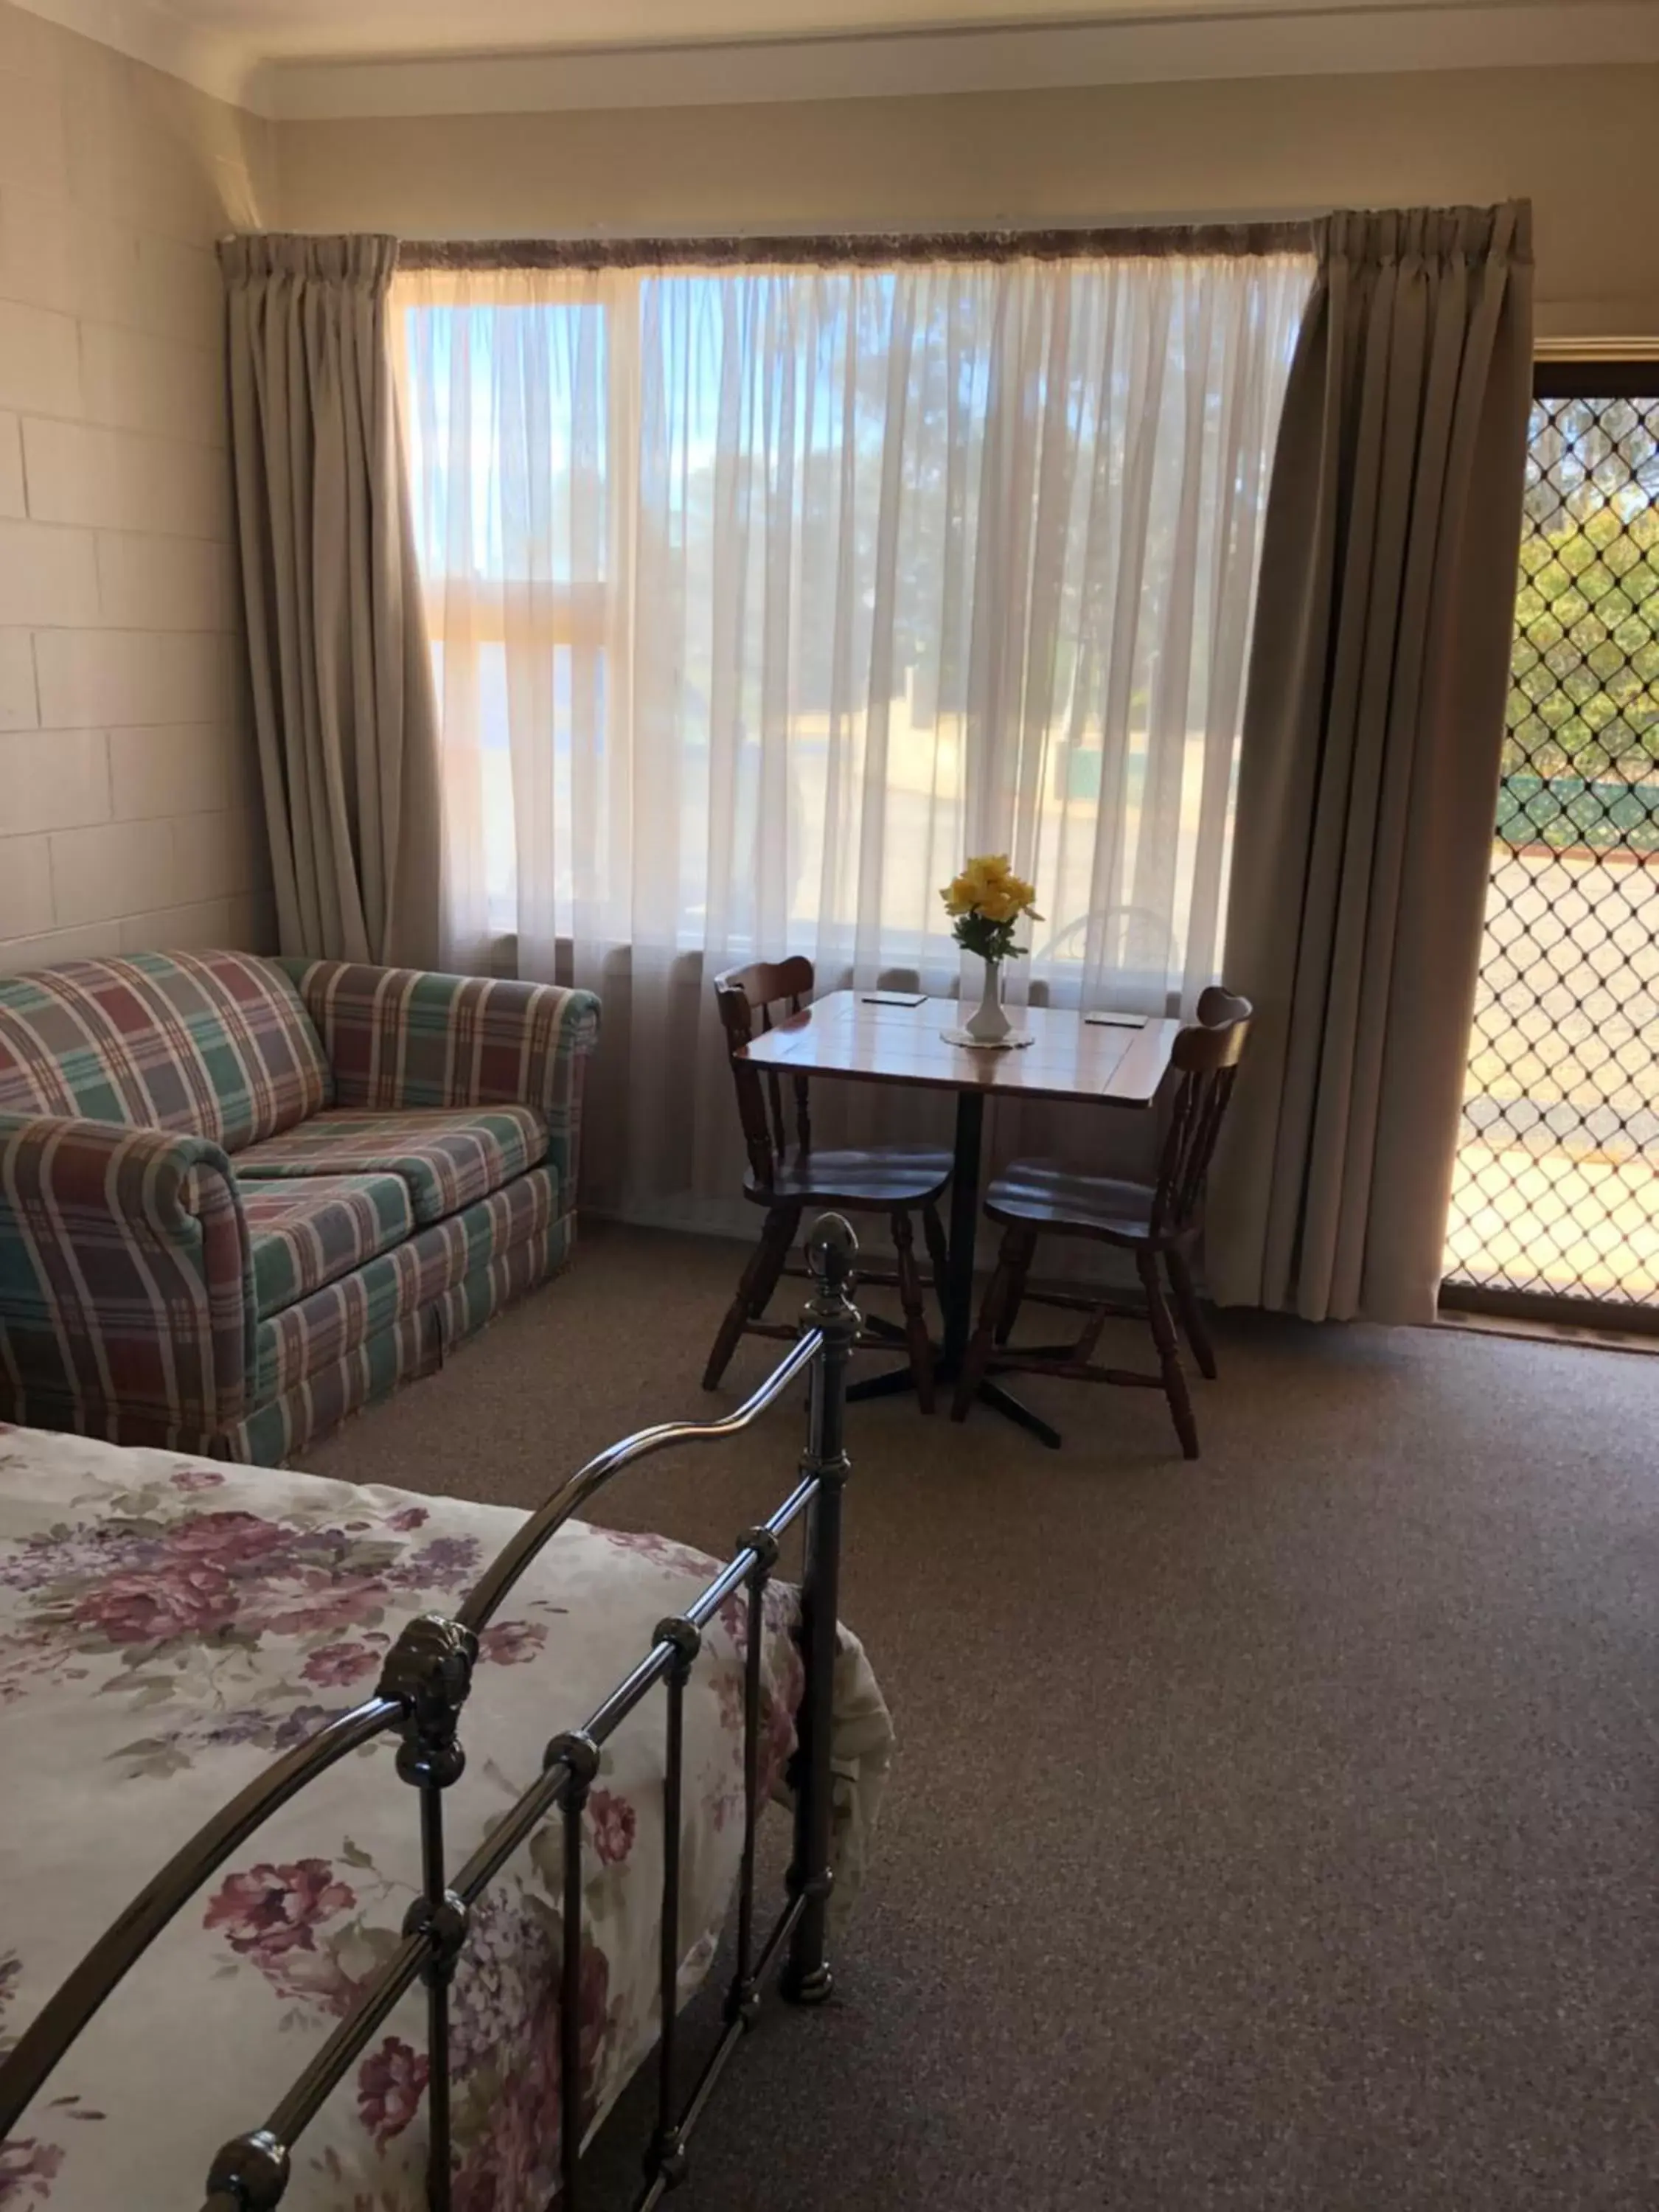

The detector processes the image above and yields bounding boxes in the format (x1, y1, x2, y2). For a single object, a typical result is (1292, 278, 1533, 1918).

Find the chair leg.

(1071, 1300, 1111, 1367)
(891, 1210, 936, 1415)
(920, 1200, 950, 1302)
(703, 1207, 797, 1390)
(748, 1206, 800, 1319)
(994, 1231, 1036, 1347)
(1165, 1249, 1217, 1381)
(1137, 1249, 1197, 1458)
(951, 1225, 1032, 1422)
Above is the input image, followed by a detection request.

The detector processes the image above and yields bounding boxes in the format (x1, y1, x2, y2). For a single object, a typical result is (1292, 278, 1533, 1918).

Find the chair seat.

(984, 1158, 1163, 1245)
(744, 1144, 952, 1210)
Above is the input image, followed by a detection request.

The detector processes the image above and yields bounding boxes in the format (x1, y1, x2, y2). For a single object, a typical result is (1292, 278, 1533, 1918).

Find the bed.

(0, 1222, 888, 2211)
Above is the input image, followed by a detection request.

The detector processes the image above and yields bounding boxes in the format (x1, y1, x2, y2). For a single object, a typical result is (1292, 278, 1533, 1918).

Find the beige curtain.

(1208, 204, 1534, 1325)
(221, 234, 441, 967)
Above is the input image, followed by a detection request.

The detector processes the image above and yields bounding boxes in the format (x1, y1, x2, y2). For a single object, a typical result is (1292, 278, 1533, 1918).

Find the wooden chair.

(950, 987, 1253, 1458)
(703, 958, 954, 1408)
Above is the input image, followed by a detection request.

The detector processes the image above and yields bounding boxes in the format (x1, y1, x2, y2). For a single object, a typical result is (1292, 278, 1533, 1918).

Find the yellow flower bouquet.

(940, 853, 1043, 966)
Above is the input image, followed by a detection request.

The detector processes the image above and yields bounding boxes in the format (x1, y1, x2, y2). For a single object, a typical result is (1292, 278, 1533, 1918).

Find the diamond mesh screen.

(1445, 389, 1659, 1305)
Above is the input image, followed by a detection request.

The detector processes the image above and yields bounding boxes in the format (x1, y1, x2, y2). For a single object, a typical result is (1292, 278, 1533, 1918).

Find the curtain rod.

(397, 221, 1314, 273)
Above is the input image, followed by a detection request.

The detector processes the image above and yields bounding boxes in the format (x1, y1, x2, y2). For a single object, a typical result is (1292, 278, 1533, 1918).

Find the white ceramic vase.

(964, 956, 1012, 1046)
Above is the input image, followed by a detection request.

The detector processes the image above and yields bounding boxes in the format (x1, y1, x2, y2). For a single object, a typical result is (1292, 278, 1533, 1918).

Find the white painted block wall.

(0, 1, 275, 975)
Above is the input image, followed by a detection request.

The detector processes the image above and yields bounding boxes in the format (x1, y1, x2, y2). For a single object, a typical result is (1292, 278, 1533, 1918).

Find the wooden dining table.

(737, 989, 1181, 1444)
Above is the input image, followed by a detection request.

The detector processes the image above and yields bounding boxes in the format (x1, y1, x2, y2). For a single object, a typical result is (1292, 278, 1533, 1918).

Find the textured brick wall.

(0, 3, 275, 975)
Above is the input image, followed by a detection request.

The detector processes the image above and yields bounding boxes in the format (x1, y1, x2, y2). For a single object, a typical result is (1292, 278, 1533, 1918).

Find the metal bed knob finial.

(377, 1612, 479, 1789)
(804, 1211, 858, 1313)
(204, 2126, 289, 2209)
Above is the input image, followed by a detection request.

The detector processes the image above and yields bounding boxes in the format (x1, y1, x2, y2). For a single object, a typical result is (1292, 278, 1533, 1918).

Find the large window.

(394, 243, 1310, 1219)
(397, 249, 1308, 992)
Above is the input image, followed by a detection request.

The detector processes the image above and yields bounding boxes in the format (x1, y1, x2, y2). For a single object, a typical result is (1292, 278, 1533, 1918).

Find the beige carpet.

(304, 1220, 1659, 2210)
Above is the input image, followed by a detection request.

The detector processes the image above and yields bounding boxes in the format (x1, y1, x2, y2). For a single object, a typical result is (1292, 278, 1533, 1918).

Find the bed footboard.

(0, 1215, 865, 2212)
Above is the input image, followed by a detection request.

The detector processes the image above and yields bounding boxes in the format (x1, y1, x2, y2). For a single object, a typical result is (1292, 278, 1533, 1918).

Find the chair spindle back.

(712, 957, 815, 1190)
(1150, 986, 1253, 1238)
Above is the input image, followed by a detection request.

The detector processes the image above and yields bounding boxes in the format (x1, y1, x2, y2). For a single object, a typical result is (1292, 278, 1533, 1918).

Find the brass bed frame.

(0, 1215, 864, 2211)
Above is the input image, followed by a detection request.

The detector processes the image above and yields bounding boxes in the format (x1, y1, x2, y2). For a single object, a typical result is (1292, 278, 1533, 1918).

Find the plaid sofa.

(0, 951, 599, 1462)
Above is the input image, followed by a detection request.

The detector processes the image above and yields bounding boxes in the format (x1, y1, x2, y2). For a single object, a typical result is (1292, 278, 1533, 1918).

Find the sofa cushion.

(254, 1166, 560, 1403)
(238, 1172, 415, 1319)
(0, 952, 332, 1150)
(233, 1105, 549, 1226)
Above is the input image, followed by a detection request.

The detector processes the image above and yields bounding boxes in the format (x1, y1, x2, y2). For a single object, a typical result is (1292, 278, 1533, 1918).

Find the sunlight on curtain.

(394, 250, 1312, 1225)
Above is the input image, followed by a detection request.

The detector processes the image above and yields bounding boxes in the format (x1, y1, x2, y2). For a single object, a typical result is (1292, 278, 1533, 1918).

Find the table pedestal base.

(840, 1086, 1066, 1447)
(846, 1314, 1063, 1450)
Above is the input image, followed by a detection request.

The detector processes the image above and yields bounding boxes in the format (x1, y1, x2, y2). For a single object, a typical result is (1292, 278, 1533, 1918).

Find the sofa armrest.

(0, 1113, 254, 1450)
(285, 962, 602, 1197)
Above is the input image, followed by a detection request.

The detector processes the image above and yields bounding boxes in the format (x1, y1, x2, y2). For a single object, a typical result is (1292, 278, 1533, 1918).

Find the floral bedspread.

(0, 1425, 892, 2211)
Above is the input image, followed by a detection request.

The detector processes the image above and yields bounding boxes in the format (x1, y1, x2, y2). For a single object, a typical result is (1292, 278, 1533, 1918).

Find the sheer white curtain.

(394, 246, 1312, 1227)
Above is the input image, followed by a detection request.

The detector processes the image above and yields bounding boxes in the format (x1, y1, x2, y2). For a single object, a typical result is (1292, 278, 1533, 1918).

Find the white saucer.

(940, 1027, 1035, 1051)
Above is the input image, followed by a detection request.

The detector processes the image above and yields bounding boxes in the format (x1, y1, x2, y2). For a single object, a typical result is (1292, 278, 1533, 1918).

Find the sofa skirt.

(1, 1172, 572, 1463)
(227, 1203, 575, 1466)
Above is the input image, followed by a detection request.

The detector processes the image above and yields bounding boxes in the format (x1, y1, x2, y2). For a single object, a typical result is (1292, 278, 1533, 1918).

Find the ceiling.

(18, 0, 1659, 116)
(98, 0, 1538, 57)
